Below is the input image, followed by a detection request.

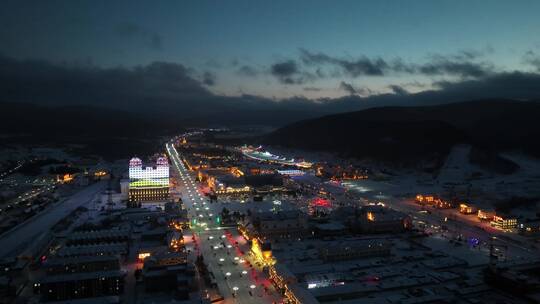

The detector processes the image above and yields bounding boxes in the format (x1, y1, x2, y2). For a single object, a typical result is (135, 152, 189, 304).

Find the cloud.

(303, 87, 322, 92)
(202, 71, 216, 86)
(2, 54, 540, 127)
(115, 22, 163, 50)
(300, 49, 388, 76)
(338, 81, 372, 96)
(0, 55, 210, 109)
(418, 54, 493, 78)
(339, 81, 357, 95)
(298, 48, 493, 78)
(524, 51, 540, 72)
(388, 85, 408, 95)
(271, 61, 297, 75)
(270, 60, 315, 84)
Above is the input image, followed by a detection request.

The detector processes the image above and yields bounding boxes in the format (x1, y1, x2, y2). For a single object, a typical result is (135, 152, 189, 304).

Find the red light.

(311, 198, 331, 208)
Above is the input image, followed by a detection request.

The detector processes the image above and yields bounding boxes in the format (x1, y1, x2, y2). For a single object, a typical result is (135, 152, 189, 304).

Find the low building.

(57, 243, 127, 258)
(415, 194, 452, 209)
(142, 250, 194, 298)
(459, 203, 477, 214)
(314, 222, 347, 237)
(269, 264, 297, 290)
(43, 256, 120, 275)
(491, 215, 518, 230)
(478, 209, 496, 221)
(355, 205, 412, 233)
(285, 284, 320, 304)
(250, 210, 309, 240)
(318, 239, 391, 262)
(34, 270, 125, 302)
(66, 229, 130, 246)
(485, 261, 540, 302)
(518, 219, 540, 236)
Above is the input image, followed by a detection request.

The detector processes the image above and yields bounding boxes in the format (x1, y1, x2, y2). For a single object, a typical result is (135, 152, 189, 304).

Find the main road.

(166, 142, 282, 304)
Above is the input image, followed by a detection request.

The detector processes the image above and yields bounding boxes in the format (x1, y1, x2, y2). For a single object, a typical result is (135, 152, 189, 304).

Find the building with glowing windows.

(128, 157, 170, 203)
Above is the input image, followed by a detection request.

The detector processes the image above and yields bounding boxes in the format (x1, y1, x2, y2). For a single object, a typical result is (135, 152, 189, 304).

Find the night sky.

(1, 0, 540, 112)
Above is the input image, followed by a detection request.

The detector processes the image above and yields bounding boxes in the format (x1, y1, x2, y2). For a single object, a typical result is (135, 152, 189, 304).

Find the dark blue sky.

(1, 0, 540, 100)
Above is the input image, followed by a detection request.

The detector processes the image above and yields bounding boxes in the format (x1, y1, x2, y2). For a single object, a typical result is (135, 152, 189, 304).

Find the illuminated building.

(355, 205, 411, 233)
(478, 209, 496, 221)
(277, 169, 305, 176)
(433, 198, 453, 209)
(518, 220, 540, 236)
(269, 264, 297, 290)
(241, 146, 313, 168)
(138, 252, 151, 261)
(167, 231, 184, 252)
(230, 167, 244, 177)
(215, 185, 250, 195)
(416, 194, 435, 204)
(198, 169, 252, 195)
(309, 197, 332, 216)
(251, 238, 274, 265)
(491, 215, 517, 230)
(415, 194, 452, 209)
(284, 284, 319, 304)
(93, 170, 109, 180)
(459, 203, 477, 214)
(128, 157, 170, 202)
(269, 264, 319, 304)
(57, 173, 74, 183)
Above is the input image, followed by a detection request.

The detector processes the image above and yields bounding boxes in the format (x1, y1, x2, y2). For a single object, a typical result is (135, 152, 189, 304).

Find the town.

(2, 2, 540, 303)
(1, 129, 539, 304)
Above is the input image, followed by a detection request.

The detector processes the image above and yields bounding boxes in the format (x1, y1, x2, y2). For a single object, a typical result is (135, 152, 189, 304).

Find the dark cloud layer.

(388, 85, 408, 95)
(339, 81, 358, 95)
(269, 60, 318, 84)
(303, 87, 322, 92)
(202, 71, 216, 86)
(301, 49, 388, 76)
(0, 55, 209, 109)
(524, 51, 540, 72)
(270, 60, 303, 84)
(1, 55, 540, 126)
(418, 55, 493, 78)
(279, 48, 495, 82)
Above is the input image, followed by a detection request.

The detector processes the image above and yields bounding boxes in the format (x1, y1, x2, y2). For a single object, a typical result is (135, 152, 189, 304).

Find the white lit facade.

(128, 157, 170, 202)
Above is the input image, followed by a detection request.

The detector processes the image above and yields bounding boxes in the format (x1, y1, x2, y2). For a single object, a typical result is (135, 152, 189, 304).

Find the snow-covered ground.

(0, 181, 107, 258)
